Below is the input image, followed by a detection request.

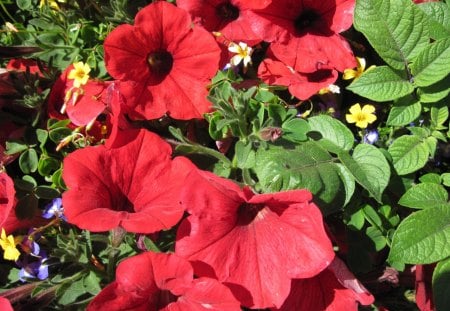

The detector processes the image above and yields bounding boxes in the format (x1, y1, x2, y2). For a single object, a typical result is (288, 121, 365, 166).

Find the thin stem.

(0, 1, 17, 23)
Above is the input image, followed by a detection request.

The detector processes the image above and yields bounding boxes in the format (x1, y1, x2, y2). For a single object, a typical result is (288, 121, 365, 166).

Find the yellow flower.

(68, 62, 91, 88)
(343, 57, 375, 80)
(228, 42, 253, 68)
(0, 228, 21, 261)
(346, 104, 377, 129)
(39, 0, 61, 10)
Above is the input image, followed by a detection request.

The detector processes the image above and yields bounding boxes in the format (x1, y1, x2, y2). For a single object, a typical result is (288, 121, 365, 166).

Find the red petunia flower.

(62, 129, 196, 233)
(177, 0, 271, 45)
(258, 58, 338, 100)
(103, 1, 221, 121)
(248, 0, 356, 73)
(273, 257, 374, 310)
(415, 264, 435, 311)
(47, 64, 108, 127)
(0, 297, 13, 311)
(0, 172, 15, 229)
(88, 251, 241, 311)
(175, 169, 335, 309)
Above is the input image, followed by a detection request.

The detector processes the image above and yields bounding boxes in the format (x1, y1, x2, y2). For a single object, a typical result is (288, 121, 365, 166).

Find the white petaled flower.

(328, 84, 340, 94)
(228, 42, 253, 68)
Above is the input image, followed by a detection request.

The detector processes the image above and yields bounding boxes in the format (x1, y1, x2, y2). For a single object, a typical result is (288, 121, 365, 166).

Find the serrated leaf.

(388, 135, 430, 175)
(254, 141, 346, 214)
(433, 257, 450, 311)
(338, 144, 390, 203)
(354, 0, 429, 70)
(411, 38, 450, 87)
(308, 115, 354, 151)
(389, 204, 450, 264)
(399, 182, 448, 209)
(417, 75, 450, 103)
(347, 66, 414, 101)
(386, 97, 421, 126)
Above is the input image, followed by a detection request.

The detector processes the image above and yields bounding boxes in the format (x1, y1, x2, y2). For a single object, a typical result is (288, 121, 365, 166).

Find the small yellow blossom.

(228, 42, 253, 68)
(343, 57, 375, 80)
(39, 0, 61, 10)
(0, 228, 21, 261)
(346, 103, 377, 129)
(68, 62, 91, 88)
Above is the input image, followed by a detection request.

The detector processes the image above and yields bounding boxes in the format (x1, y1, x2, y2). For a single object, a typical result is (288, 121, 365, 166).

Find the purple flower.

(363, 129, 379, 144)
(17, 250, 49, 282)
(42, 198, 66, 221)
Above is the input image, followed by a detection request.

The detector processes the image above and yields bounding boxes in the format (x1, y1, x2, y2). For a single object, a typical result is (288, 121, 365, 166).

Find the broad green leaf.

(362, 204, 383, 227)
(354, 0, 429, 70)
(417, 75, 450, 103)
(308, 115, 354, 151)
(346, 205, 365, 230)
(389, 204, 450, 264)
(419, 2, 450, 40)
(235, 141, 255, 169)
(388, 135, 429, 175)
(83, 271, 101, 295)
(19, 149, 39, 174)
(347, 66, 414, 101)
(282, 118, 310, 142)
(431, 103, 449, 128)
(338, 144, 390, 203)
(16, 0, 32, 10)
(398, 182, 448, 209)
(254, 141, 346, 214)
(386, 97, 421, 126)
(57, 279, 86, 305)
(433, 257, 450, 311)
(419, 173, 441, 184)
(411, 38, 450, 87)
(426, 136, 438, 158)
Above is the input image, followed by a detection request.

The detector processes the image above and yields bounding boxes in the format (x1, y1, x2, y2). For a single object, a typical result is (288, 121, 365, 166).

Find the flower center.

(216, 2, 239, 22)
(294, 9, 320, 33)
(356, 112, 367, 122)
(147, 50, 173, 77)
(237, 203, 265, 226)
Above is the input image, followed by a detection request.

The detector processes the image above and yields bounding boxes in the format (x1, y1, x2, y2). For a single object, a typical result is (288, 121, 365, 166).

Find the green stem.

(106, 227, 126, 281)
(0, 1, 17, 23)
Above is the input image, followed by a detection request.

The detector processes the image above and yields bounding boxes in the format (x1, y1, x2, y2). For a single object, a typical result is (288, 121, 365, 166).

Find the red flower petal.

(104, 1, 221, 120)
(258, 58, 338, 100)
(415, 264, 435, 311)
(273, 257, 374, 311)
(62, 129, 195, 233)
(176, 169, 334, 308)
(88, 252, 240, 311)
(0, 297, 13, 311)
(0, 172, 15, 228)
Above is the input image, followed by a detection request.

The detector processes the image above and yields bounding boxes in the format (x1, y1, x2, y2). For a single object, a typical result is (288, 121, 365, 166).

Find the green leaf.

(336, 164, 356, 207)
(5, 141, 28, 155)
(338, 144, 390, 203)
(417, 75, 450, 103)
(83, 271, 101, 295)
(442, 173, 450, 187)
(388, 135, 430, 175)
(433, 257, 450, 311)
(362, 204, 383, 227)
(38, 155, 60, 176)
(419, 173, 441, 184)
(386, 97, 421, 126)
(254, 141, 346, 214)
(366, 226, 387, 251)
(235, 141, 255, 169)
(16, 0, 32, 10)
(57, 279, 86, 305)
(410, 38, 450, 87)
(389, 204, 450, 264)
(431, 102, 449, 128)
(308, 115, 354, 151)
(347, 66, 414, 101)
(35, 185, 60, 200)
(399, 182, 448, 209)
(49, 128, 72, 143)
(418, 2, 450, 40)
(354, 0, 429, 70)
(281, 118, 310, 142)
(19, 149, 39, 174)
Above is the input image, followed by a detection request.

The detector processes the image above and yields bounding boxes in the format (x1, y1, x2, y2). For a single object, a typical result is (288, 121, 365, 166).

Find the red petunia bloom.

(177, 0, 271, 45)
(175, 169, 335, 309)
(0, 172, 15, 229)
(258, 58, 338, 100)
(273, 257, 374, 310)
(0, 297, 13, 311)
(248, 0, 356, 73)
(88, 251, 241, 311)
(62, 129, 196, 233)
(47, 64, 108, 127)
(103, 1, 221, 121)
